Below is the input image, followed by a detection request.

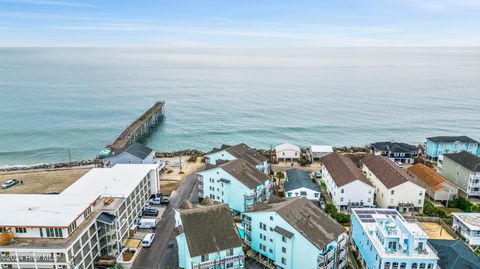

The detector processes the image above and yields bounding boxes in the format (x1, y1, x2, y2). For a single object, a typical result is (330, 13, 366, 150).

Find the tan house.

(408, 163, 458, 202)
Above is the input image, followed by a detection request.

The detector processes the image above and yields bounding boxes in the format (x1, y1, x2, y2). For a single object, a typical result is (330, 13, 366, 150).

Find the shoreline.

(0, 144, 404, 172)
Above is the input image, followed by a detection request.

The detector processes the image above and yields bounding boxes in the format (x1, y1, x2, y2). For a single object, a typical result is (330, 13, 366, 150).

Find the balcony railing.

(193, 254, 244, 269)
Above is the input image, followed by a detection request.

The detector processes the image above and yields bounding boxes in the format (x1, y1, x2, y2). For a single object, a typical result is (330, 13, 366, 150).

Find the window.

(419, 191, 423, 196)
(46, 228, 63, 238)
(300, 191, 307, 196)
(340, 197, 344, 202)
(282, 247, 286, 253)
(412, 263, 418, 269)
(226, 249, 234, 256)
(341, 189, 344, 193)
(418, 199, 422, 204)
(270, 216, 274, 221)
(282, 236, 287, 243)
(391, 190, 395, 195)
(315, 193, 319, 198)
(281, 257, 286, 265)
(15, 227, 26, 233)
(368, 198, 371, 202)
(287, 193, 292, 197)
(259, 222, 267, 230)
(201, 254, 209, 262)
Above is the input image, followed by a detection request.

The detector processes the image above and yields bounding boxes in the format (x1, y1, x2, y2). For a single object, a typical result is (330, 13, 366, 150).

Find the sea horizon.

(1, 47, 480, 166)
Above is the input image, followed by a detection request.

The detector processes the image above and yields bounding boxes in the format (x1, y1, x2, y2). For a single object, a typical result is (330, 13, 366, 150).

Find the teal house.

(197, 158, 272, 214)
(174, 201, 244, 269)
(425, 136, 479, 160)
(243, 197, 348, 269)
(205, 143, 270, 174)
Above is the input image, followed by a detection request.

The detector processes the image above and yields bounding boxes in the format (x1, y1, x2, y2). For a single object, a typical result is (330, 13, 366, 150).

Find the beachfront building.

(102, 143, 156, 167)
(351, 208, 439, 269)
(283, 168, 320, 200)
(307, 145, 333, 162)
(0, 164, 159, 269)
(428, 239, 480, 269)
(408, 164, 458, 202)
(205, 143, 269, 174)
(243, 197, 348, 269)
(197, 159, 272, 214)
(275, 143, 300, 163)
(425, 136, 479, 161)
(370, 141, 418, 164)
(451, 213, 480, 246)
(362, 155, 426, 214)
(174, 201, 244, 269)
(437, 151, 480, 198)
(321, 153, 375, 211)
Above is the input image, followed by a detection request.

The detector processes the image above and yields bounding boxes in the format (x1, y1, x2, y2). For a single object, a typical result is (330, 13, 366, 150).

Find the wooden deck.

(110, 101, 165, 149)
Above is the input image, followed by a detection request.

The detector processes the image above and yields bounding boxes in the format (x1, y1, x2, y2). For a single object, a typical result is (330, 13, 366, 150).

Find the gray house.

(103, 143, 156, 167)
(438, 151, 480, 198)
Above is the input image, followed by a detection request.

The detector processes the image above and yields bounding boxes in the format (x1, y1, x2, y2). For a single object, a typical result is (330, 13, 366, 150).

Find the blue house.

(243, 197, 348, 269)
(425, 136, 479, 160)
(205, 143, 270, 174)
(351, 208, 439, 269)
(175, 201, 244, 269)
(197, 158, 272, 214)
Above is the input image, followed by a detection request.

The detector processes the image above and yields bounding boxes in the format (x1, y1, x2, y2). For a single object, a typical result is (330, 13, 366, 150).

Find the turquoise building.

(425, 136, 478, 160)
(350, 208, 439, 269)
(197, 158, 272, 214)
(174, 201, 244, 269)
(243, 197, 348, 269)
(205, 143, 270, 174)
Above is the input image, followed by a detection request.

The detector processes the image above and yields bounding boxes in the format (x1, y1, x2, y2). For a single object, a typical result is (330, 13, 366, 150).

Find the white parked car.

(141, 233, 155, 247)
(137, 218, 157, 229)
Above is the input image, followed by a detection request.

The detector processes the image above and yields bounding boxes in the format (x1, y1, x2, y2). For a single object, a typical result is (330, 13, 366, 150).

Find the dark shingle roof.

(321, 153, 371, 187)
(113, 143, 153, 160)
(250, 197, 345, 250)
(225, 143, 268, 165)
(370, 142, 417, 153)
(220, 159, 269, 189)
(178, 203, 242, 257)
(443, 151, 480, 172)
(428, 239, 480, 269)
(362, 155, 423, 188)
(284, 169, 320, 192)
(427, 136, 478, 144)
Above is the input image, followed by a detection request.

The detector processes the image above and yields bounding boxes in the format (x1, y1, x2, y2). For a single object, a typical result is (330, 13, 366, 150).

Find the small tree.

(275, 172, 285, 181)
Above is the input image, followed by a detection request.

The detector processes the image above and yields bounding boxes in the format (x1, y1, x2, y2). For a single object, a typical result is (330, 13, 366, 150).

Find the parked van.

(141, 233, 155, 248)
(137, 218, 157, 229)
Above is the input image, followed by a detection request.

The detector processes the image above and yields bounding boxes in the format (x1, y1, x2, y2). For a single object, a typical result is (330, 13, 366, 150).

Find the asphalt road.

(132, 173, 199, 269)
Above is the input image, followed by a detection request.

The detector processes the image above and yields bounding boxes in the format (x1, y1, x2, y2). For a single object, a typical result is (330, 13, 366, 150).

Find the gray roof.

(113, 143, 153, 160)
(321, 153, 372, 187)
(284, 169, 320, 192)
(443, 151, 480, 172)
(370, 142, 417, 153)
(250, 197, 345, 250)
(178, 203, 242, 257)
(428, 239, 480, 269)
(97, 212, 116, 225)
(225, 143, 268, 165)
(362, 155, 423, 188)
(220, 159, 269, 189)
(427, 136, 478, 144)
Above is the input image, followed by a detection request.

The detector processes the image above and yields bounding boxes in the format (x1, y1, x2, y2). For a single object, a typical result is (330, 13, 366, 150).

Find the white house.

(103, 143, 156, 167)
(275, 143, 301, 162)
(321, 153, 374, 211)
(284, 168, 321, 200)
(307, 145, 333, 162)
(452, 213, 480, 246)
(362, 155, 426, 214)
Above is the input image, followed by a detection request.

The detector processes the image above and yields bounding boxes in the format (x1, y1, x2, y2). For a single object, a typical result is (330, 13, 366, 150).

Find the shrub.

(297, 157, 311, 166)
(187, 156, 197, 163)
(335, 213, 350, 224)
(448, 197, 473, 212)
(423, 199, 447, 218)
(325, 203, 338, 215)
(275, 172, 285, 180)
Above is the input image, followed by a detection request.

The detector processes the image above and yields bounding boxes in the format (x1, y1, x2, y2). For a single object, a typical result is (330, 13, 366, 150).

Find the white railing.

(193, 255, 244, 269)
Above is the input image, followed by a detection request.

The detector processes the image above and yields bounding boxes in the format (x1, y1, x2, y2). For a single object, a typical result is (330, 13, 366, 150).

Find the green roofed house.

(428, 239, 480, 269)
(174, 200, 244, 269)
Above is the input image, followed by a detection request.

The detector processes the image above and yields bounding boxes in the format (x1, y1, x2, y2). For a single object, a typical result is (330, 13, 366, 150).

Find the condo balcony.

(193, 254, 244, 269)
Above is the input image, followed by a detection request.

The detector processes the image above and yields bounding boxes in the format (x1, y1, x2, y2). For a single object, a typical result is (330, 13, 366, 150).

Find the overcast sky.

(1, 0, 480, 47)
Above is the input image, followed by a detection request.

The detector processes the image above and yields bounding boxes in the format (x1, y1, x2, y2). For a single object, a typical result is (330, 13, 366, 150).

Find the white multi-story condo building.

(362, 155, 426, 214)
(321, 153, 374, 211)
(451, 212, 480, 246)
(243, 197, 348, 269)
(0, 164, 159, 269)
(351, 208, 439, 269)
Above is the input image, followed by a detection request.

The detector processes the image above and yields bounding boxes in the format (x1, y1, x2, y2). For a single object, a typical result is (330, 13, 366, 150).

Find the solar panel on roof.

(356, 210, 376, 214)
(358, 214, 373, 219)
(360, 219, 376, 223)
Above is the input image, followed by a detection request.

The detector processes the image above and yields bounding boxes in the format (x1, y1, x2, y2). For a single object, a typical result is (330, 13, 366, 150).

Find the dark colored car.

(143, 208, 159, 217)
(149, 193, 163, 200)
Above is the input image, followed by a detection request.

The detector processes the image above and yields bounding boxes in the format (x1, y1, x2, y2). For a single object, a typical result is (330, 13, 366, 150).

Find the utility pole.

(68, 149, 72, 164)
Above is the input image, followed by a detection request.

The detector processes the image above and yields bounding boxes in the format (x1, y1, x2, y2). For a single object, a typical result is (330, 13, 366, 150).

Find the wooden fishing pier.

(109, 101, 165, 149)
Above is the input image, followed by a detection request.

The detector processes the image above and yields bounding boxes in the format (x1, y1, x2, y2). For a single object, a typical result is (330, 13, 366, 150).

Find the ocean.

(1, 47, 479, 166)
